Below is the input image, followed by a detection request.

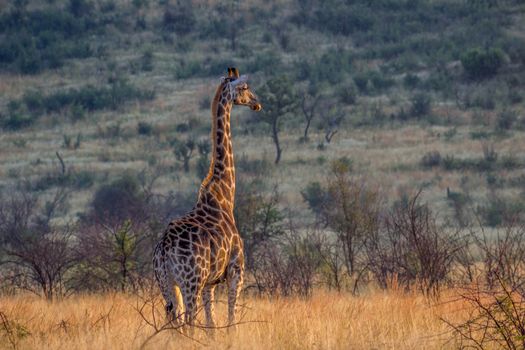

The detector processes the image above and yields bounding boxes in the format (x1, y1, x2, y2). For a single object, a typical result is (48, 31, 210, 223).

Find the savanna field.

(1, 0, 525, 349)
(1, 290, 472, 350)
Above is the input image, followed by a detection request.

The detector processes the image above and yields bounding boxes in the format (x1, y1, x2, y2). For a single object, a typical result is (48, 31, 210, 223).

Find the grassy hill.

(0, 0, 524, 227)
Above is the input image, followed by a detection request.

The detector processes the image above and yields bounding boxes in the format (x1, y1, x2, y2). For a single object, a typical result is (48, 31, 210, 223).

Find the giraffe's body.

(153, 68, 261, 328)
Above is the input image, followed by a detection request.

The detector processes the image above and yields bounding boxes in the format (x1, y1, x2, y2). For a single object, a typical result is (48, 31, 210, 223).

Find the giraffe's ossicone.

(153, 68, 262, 329)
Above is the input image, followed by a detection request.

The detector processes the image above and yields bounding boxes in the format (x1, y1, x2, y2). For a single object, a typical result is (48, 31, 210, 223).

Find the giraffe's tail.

(153, 242, 184, 323)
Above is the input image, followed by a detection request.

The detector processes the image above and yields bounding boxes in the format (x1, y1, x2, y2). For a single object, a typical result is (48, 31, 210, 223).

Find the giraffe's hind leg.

(155, 265, 184, 325)
(226, 257, 244, 327)
(202, 285, 216, 335)
(181, 283, 201, 327)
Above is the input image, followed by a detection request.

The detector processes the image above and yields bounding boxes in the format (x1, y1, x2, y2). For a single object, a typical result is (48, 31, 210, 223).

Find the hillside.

(0, 0, 524, 226)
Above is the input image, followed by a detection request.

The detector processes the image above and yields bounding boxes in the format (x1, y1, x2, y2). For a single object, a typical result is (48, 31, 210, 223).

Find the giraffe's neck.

(198, 82, 235, 212)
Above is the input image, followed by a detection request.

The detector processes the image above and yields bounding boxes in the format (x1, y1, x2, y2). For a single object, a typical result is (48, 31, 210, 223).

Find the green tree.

(257, 76, 298, 164)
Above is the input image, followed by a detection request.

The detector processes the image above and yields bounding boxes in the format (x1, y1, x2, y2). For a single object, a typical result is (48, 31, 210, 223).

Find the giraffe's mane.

(201, 81, 227, 190)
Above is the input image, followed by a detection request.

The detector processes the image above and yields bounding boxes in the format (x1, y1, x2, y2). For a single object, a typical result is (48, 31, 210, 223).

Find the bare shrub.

(474, 220, 525, 290)
(314, 227, 346, 292)
(250, 228, 321, 298)
(366, 190, 461, 296)
(445, 274, 525, 350)
(445, 221, 525, 349)
(0, 188, 76, 300)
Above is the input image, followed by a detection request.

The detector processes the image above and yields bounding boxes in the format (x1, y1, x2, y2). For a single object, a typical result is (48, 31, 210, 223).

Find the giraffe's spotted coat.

(153, 68, 261, 328)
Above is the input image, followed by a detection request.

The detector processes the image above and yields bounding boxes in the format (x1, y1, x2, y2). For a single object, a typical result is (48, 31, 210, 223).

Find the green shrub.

(497, 110, 517, 130)
(0, 8, 95, 74)
(91, 175, 144, 221)
(421, 151, 442, 168)
(338, 81, 358, 104)
(470, 130, 492, 139)
(424, 69, 454, 94)
(72, 170, 95, 189)
(137, 121, 153, 136)
(140, 49, 154, 72)
(301, 181, 327, 215)
(353, 71, 394, 95)
(69, 0, 94, 17)
(460, 48, 505, 80)
(477, 199, 507, 227)
(468, 89, 496, 110)
(9, 80, 154, 129)
(501, 155, 520, 170)
(1, 101, 35, 130)
(295, 2, 375, 36)
(237, 155, 272, 176)
(403, 73, 421, 89)
(508, 90, 523, 105)
(442, 155, 461, 171)
(353, 74, 370, 93)
(410, 93, 431, 118)
(175, 123, 189, 133)
(443, 127, 457, 141)
(163, 3, 195, 34)
(246, 51, 282, 75)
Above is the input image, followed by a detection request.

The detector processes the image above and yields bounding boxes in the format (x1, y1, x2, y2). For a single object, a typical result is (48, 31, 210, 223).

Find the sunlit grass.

(0, 289, 472, 350)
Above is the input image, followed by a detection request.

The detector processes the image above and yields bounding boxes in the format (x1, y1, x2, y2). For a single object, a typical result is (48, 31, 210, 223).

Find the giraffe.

(153, 68, 262, 329)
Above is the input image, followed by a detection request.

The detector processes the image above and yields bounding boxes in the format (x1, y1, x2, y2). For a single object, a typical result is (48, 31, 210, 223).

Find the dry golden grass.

(0, 289, 471, 350)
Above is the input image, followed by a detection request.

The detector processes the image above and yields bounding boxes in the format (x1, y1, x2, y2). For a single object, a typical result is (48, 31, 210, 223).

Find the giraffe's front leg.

(226, 260, 244, 326)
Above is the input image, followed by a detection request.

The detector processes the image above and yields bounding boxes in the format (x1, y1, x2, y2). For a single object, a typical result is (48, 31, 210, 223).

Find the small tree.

(319, 100, 345, 143)
(172, 137, 195, 172)
(235, 178, 285, 270)
(257, 75, 298, 164)
(300, 87, 322, 142)
(325, 160, 381, 292)
(302, 158, 381, 293)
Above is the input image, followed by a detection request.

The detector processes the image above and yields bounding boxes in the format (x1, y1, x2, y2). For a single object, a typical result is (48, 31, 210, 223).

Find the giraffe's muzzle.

(251, 103, 262, 111)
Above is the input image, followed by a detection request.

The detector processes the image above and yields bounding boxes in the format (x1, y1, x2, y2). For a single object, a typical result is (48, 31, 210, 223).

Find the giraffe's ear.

(227, 68, 233, 77)
(232, 68, 240, 78)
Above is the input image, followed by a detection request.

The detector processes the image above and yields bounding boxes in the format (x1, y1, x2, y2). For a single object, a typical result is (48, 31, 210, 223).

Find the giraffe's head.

(225, 67, 262, 111)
